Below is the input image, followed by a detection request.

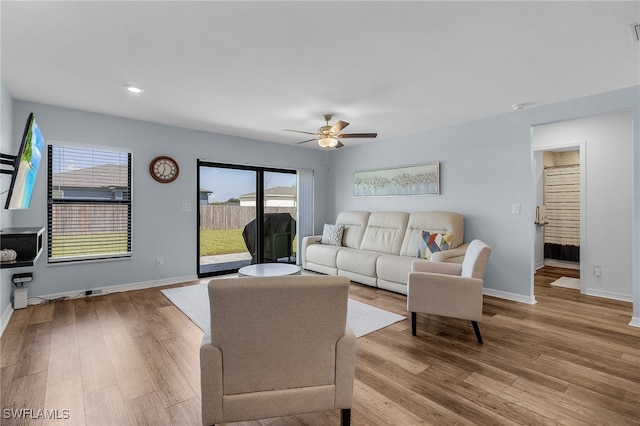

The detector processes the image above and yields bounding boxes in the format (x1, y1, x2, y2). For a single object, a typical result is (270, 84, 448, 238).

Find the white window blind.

(544, 164, 580, 247)
(48, 145, 132, 263)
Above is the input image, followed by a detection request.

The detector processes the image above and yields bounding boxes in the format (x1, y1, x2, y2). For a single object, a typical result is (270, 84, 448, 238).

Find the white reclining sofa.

(301, 211, 468, 294)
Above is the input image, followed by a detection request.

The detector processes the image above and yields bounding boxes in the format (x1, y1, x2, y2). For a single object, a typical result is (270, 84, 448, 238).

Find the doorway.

(532, 141, 586, 295)
(531, 110, 635, 308)
(197, 161, 297, 277)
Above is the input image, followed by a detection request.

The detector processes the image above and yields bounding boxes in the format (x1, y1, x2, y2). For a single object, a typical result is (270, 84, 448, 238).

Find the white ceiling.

(2, 1, 639, 149)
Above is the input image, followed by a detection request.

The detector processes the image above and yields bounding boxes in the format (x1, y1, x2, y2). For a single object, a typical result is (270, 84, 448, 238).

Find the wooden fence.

(51, 204, 129, 235)
(50, 204, 296, 234)
(199, 205, 297, 230)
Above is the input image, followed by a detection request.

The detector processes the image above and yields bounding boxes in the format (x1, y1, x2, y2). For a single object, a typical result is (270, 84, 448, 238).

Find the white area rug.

(161, 282, 406, 338)
(550, 277, 581, 289)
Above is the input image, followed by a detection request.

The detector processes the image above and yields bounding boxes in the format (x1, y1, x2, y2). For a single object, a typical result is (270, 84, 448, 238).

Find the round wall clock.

(149, 156, 179, 183)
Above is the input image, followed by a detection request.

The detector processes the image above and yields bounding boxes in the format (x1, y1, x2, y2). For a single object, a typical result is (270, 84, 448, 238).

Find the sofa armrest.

(200, 335, 224, 425)
(407, 272, 484, 321)
(430, 242, 469, 263)
(334, 324, 356, 409)
(301, 235, 322, 268)
(412, 260, 462, 275)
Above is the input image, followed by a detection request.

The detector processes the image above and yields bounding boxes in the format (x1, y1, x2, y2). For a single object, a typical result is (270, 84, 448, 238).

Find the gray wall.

(533, 111, 633, 301)
(328, 86, 639, 322)
(2, 85, 639, 327)
(1, 79, 14, 329)
(6, 100, 330, 305)
(328, 109, 536, 302)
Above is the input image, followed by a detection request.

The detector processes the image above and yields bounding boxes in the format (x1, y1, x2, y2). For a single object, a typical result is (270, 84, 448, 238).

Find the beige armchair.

(407, 239, 492, 344)
(200, 275, 356, 426)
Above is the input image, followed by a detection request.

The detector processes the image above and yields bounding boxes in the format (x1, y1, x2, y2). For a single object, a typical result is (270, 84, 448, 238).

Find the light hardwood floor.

(1, 267, 639, 425)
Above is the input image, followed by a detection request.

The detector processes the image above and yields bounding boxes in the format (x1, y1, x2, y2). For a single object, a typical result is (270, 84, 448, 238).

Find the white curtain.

(296, 169, 314, 265)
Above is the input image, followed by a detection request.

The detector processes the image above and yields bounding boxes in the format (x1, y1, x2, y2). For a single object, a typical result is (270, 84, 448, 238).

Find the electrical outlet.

(156, 256, 164, 266)
(594, 264, 602, 277)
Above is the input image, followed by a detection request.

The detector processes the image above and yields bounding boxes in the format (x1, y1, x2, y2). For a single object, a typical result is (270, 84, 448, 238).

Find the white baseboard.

(1, 303, 13, 338)
(2, 275, 197, 335)
(27, 275, 199, 306)
(544, 259, 580, 270)
(483, 288, 537, 305)
(584, 288, 633, 303)
(5, 275, 636, 332)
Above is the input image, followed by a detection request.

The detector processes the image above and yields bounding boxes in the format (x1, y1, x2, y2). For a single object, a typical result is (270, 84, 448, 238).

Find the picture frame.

(353, 162, 440, 197)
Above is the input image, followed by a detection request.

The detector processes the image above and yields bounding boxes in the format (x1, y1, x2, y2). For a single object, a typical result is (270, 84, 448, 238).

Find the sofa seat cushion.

(306, 243, 344, 268)
(336, 248, 381, 277)
(377, 254, 430, 285)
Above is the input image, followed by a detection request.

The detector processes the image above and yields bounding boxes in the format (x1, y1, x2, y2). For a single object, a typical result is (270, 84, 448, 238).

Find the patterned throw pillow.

(417, 231, 453, 259)
(321, 224, 344, 246)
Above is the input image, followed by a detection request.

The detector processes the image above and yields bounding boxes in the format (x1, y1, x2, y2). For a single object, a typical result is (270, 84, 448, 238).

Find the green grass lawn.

(52, 229, 295, 258)
(200, 228, 247, 256)
(51, 233, 129, 258)
(200, 228, 297, 257)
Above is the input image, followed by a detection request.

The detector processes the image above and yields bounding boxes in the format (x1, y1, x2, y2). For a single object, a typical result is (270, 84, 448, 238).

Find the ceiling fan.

(283, 114, 377, 148)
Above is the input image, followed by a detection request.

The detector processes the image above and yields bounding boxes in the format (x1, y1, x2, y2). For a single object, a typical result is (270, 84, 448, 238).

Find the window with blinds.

(48, 145, 132, 263)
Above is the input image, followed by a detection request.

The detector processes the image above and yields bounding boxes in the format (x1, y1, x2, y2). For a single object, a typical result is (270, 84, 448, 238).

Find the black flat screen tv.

(4, 113, 46, 209)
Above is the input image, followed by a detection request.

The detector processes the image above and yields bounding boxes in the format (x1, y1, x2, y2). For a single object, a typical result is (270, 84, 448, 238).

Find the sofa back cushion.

(359, 212, 409, 255)
(336, 211, 370, 249)
(400, 211, 464, 257)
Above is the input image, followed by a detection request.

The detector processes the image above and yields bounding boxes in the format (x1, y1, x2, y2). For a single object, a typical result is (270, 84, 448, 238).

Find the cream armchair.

(200, 275, 356, 426)
(407, 239, 492, 344)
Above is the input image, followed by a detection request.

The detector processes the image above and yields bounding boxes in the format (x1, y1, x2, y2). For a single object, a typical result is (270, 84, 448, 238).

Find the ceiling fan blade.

(330, 120, 349, 134)
(295, 138, 317, 145)
(335, 141, 345, 148)
(337, 133, 378, 138)
(283, 129, 318, 136)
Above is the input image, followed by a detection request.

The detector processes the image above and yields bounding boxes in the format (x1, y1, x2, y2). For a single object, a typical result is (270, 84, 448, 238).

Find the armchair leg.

(411, 312, 417, 336)
(471, 321, 483, 344)
(341, 408, 351, 426)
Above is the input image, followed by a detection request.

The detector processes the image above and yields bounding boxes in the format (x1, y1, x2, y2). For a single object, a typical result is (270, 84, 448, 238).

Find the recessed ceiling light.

(125, 85, 144, 94)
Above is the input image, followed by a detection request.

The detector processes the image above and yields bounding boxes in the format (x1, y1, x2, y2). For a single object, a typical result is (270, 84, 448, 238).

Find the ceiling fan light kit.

(318, 136, 339, 148)
(284, 114, 377, 149)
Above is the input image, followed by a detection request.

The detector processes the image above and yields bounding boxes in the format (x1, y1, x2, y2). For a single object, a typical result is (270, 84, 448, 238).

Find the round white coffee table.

(238, 263, 301, 277)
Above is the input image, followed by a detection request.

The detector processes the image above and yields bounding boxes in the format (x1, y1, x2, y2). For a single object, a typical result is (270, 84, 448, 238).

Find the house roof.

(2, 2, 638, 149)
(51, 164, 129, 188)
(239, 186, 295, 199)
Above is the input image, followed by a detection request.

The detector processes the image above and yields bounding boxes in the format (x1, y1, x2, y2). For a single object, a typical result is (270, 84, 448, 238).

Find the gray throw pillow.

(321, 224, 344, 246)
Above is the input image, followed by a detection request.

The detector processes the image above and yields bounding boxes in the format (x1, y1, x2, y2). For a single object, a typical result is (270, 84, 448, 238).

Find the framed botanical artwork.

(353, 162, 440, 197)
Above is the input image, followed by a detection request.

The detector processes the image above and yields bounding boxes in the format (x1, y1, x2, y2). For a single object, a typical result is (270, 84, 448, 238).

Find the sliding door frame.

(197, 160, 296, 277)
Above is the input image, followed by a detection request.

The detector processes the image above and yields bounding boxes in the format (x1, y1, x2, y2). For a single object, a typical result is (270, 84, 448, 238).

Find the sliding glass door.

(197, 161, 297, 277)
(261, 171, 297, 263)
